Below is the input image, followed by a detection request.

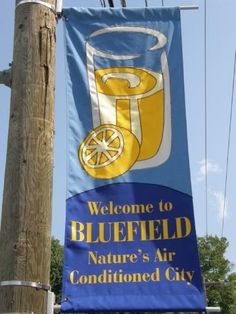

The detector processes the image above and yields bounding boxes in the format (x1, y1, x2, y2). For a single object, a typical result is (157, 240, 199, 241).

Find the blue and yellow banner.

(61, 7, 205, 312)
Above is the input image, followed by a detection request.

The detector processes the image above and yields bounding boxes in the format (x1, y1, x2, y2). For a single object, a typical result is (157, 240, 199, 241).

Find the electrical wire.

(204, 0, 208, 237)
(221, 50, 236, 237)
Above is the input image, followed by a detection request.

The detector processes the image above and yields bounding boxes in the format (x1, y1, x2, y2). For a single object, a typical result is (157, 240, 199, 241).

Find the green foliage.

(198, 236, 236, 314)
(198, 236, 232, 281)
(50, 237, 64, 303)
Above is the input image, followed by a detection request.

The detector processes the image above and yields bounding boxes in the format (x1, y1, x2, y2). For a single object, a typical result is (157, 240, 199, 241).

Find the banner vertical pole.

(108, 0, 114, 7)
(0, 0, 56, 313)
(120, 0, 127, 7)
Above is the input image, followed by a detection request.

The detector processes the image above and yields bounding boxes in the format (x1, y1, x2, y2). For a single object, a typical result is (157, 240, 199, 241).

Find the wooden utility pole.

(0, 0, 56, 313)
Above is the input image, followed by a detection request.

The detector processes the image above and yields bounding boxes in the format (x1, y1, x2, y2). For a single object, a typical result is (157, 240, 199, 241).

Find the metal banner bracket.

(0, 280, 51, 291)
(15, 0, 63, 15)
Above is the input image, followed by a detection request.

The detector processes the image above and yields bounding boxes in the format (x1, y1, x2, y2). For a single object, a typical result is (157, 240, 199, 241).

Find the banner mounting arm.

(180, 5, 199, 10)
(56, 0, 63, 15)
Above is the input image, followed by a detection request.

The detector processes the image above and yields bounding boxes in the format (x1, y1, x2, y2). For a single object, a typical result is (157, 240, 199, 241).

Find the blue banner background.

(62, 7, 205, 312)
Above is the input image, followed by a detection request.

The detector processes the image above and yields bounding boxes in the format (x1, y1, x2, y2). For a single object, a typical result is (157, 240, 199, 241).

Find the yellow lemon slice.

(79, 124, 140, 179)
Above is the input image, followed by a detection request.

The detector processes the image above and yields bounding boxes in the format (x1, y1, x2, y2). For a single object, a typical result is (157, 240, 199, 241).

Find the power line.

(221, 50, 236, 237)
(204, 0, 208, 237)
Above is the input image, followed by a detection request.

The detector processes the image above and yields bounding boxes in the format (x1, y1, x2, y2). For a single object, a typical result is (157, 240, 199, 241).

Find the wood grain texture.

(0, 1, 56, 313)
